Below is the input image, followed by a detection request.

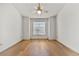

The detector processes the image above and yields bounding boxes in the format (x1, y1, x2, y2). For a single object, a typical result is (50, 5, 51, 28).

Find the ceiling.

(13, 3, 65, 18)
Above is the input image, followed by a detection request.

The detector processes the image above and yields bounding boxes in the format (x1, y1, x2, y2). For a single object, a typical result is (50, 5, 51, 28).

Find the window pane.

(33, 22, 46, 35)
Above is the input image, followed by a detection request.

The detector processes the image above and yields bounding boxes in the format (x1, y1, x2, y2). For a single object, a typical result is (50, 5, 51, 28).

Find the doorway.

(30, 18, 48, 39)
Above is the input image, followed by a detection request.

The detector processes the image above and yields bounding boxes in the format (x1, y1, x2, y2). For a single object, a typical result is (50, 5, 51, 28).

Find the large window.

(33, 22, 46, 35)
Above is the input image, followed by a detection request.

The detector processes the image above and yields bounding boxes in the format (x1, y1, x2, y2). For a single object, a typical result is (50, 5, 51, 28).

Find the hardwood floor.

(0, 40, 79, 56)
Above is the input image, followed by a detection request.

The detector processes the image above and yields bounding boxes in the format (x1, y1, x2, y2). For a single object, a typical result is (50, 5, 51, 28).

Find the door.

(30, 18, 48, 39)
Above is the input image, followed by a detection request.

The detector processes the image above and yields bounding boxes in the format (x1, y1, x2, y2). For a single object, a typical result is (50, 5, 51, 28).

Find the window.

(33, 22, 46, 35)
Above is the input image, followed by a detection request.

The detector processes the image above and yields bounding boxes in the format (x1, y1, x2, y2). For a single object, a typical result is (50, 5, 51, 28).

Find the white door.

(30, 18, 48, 39)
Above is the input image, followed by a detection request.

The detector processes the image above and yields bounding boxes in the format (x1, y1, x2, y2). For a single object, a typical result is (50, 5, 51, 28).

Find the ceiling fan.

(35, 3, 48, 15)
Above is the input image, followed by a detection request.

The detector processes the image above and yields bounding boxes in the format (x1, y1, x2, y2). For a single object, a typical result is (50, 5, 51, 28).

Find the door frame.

(30, 18, 48, 40)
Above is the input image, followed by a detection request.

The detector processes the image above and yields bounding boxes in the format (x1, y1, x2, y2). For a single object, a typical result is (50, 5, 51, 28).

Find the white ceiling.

(13, 3, 65, 18)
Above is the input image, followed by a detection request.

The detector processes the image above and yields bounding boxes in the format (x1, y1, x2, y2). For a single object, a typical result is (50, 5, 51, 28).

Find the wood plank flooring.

(0, 40, 79, 56)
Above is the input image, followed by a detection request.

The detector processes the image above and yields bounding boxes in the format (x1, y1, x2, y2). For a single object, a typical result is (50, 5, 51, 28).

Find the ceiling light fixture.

(35, 3, 48, 15)
(36, 3, 42, 15)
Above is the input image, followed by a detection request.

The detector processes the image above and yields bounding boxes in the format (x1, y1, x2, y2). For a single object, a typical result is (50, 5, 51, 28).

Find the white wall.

(0, 4, 22, 52)
(23, 17, 30, 40)
(57, 4, 79, 53)
(48, 16, 56, 40)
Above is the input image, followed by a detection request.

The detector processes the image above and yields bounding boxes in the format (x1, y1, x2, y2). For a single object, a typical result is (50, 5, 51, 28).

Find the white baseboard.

(0, 39, 22, 52)
(23, 37, 56, 40)
(57, 39, 79, 53)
